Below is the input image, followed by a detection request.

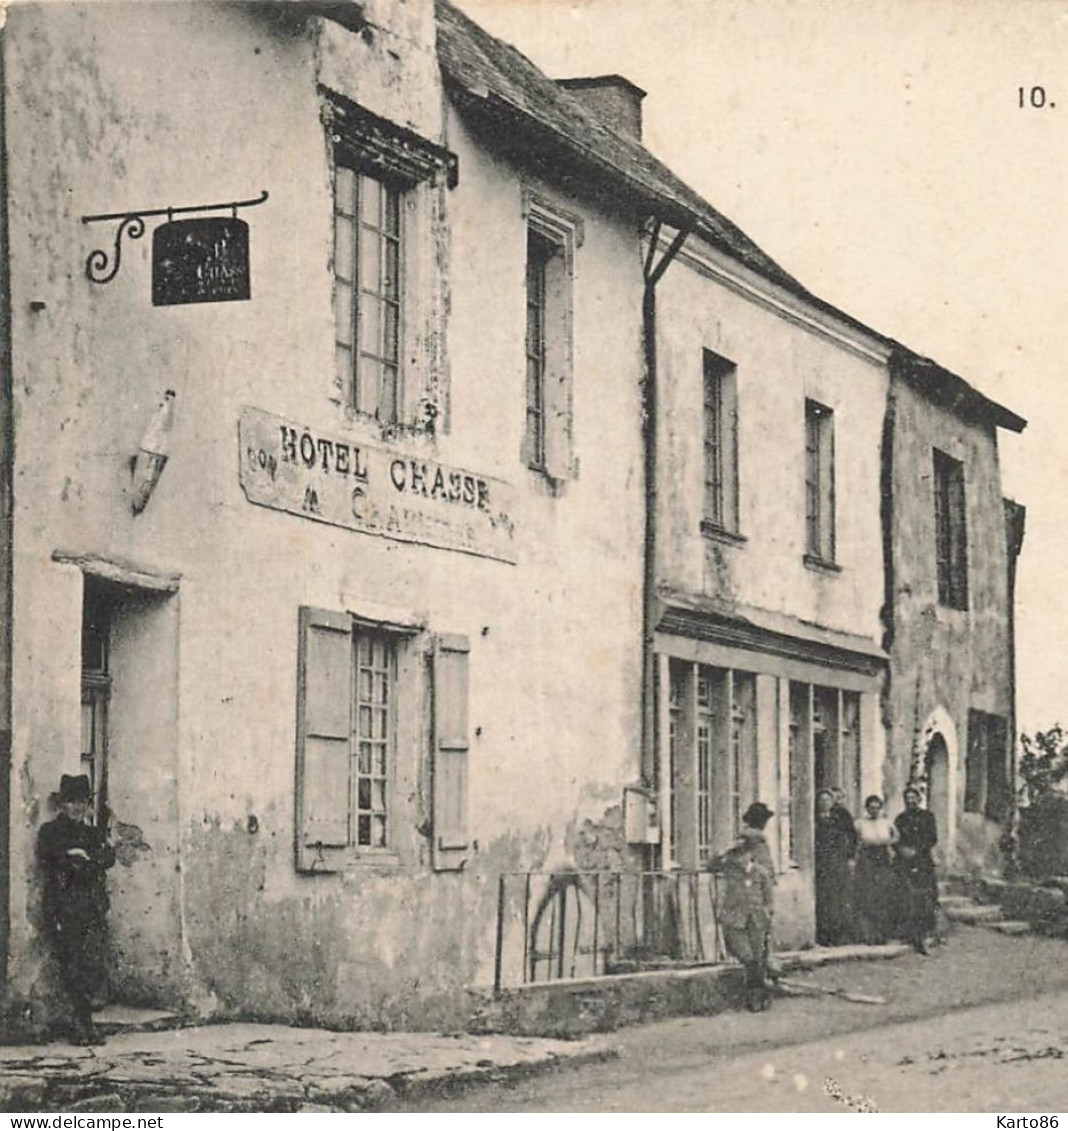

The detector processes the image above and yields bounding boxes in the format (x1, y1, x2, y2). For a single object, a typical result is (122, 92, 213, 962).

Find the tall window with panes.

(804, 400, 836, 564)
(525, 231, 551, 469)
(334, 165, 402, 423)
(933, 449, 968, 609)
(702, 351, 739, 534)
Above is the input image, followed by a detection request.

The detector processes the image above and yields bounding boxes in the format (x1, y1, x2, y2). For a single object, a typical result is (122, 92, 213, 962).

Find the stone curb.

(0, 1035, 617, 1114)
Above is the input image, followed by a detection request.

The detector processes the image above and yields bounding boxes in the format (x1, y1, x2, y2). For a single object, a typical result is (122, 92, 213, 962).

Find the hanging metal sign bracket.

(81, 189, 269, 286)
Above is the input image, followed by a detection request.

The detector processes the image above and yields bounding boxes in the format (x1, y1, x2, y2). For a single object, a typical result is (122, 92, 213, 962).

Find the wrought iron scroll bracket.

(81, 189, 269, 286)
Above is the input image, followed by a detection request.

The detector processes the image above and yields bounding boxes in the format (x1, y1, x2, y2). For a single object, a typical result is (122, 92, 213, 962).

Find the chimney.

(556, 75, 646, 142)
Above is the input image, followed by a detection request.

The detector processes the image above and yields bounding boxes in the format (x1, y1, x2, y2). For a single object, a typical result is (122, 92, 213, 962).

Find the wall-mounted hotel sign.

(82, 190, 268, 304)
(238, 407, 517, 564)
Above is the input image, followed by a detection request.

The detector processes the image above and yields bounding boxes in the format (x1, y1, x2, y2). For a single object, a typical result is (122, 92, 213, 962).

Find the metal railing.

(493, 870, 726, 992)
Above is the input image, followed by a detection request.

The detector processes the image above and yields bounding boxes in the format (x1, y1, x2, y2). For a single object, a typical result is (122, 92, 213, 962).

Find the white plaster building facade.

(0, 0, 1024, 1034)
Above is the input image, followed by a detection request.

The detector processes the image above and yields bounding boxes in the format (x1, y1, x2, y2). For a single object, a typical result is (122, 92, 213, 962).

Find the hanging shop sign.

(152, 216, 249, 306)
(82, 190, 268, 304)
(238, 407, 517, 564)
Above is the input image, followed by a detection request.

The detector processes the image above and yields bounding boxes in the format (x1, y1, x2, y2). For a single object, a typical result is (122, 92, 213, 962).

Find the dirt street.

(396, 924, 1068, 1112)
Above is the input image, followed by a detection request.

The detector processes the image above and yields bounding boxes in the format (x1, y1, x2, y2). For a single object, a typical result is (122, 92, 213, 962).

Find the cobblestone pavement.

(0, 1024, 611, 1112)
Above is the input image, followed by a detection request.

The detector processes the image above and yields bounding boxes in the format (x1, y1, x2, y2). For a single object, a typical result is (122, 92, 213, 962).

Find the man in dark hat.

(36, 774, 115, 1044)
(708, 801, 776, 1011)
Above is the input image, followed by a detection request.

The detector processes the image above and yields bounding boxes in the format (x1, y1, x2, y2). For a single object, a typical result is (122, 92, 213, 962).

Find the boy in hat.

(36, 774, 115, 1044)
(708, 801, 776, 1011)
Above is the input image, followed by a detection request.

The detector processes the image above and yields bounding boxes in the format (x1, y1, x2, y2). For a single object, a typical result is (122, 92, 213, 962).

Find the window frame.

(334, 165, 405, 425)
(322, 86, 457, 435)
(965, 708, 1010, 821)
(933, 448, 969, 610)
(295, 606, 471, 874)
(524, 229, 553, 471)
(521, 191, 580, 482)
(803, 399, 837, 567)
(350, 622, 399, 853)
(701, 350, 740, 536)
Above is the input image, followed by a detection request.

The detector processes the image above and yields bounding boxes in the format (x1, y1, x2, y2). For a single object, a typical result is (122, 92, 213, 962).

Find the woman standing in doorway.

(852, 794, 897, 944)
(814, 788, 856, 945)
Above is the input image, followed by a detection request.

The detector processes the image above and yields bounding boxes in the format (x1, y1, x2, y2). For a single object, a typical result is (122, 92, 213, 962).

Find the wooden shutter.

(984, 714, 1011, 824)
(296, 607, 352, 873)
(964, 710, 986, 814)
(432, 633, 470, 871)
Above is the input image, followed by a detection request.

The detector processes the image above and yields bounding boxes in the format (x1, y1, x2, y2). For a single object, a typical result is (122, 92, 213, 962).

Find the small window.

(934, 449, 969, 609)
(334, 166, 402, 423)
(702, 351, 740, 534)
(804, 400, 836, 564)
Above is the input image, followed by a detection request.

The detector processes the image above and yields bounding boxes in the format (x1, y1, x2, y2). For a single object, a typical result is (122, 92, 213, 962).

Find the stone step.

(987, 919, 1033, 936)
(91, 1005, 183, 1034)
(943, 902, 1004, 924)
(939, 894, 977, 909)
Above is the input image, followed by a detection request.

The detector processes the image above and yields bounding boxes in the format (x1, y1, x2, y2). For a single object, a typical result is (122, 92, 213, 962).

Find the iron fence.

(493, 870, 726, 992)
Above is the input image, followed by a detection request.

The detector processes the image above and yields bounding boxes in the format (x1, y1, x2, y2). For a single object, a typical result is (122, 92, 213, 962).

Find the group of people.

(709, 785, 939, 1013)
(816, 785, 939, 954)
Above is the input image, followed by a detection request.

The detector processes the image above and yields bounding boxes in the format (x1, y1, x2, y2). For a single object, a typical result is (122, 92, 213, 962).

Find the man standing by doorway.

(36, 774, 115, 1044)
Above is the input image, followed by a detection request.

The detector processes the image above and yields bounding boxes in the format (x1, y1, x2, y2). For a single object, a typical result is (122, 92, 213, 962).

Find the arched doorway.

(924, 734, 951, 871)
(916, 707, 959, 869)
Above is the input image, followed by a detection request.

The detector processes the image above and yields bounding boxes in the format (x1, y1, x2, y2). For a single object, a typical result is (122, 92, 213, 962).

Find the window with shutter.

(432, 634, 470, 871)
(296, 607, 353, 873)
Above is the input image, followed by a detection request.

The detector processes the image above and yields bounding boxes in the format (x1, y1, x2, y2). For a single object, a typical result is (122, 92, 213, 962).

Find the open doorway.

(80, 581, 113, 828)
(924, 733, 951, 871)
(77, 569, 184, 1008)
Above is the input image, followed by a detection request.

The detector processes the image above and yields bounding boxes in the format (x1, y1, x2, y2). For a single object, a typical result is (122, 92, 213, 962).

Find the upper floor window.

(933, 449, 968, 609)
(525, 230, 553, 469)
(702, 350, 739, 534)
(522, 192, 579, 481)
(334, 166, 402, 423)
(804, 399, 836, 565)
(323, 87, 457, 431)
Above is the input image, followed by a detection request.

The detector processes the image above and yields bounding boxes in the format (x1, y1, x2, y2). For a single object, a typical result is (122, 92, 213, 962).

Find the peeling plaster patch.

(569, 804, 628, 873)
(112, 819, 151, 867)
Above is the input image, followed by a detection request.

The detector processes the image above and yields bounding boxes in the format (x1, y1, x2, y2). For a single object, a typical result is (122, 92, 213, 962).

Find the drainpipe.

(640, 220, 688, 864)
(0, 28, 14, 986)
(1004, 499, 1026, 875)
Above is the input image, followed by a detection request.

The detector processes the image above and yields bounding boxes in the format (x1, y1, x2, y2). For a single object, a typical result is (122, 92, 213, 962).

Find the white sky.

(459, 0, 1068, 735)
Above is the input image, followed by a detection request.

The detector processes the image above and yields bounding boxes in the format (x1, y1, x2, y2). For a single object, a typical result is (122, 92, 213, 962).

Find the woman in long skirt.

(853, 794, 897, 944)
(814, 788, 856, 945)
(893, 784, 939, 953)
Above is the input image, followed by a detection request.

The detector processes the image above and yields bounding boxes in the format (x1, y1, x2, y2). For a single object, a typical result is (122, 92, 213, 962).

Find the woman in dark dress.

(893, 784, 939, 953)
(814, 788, 856, 945)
